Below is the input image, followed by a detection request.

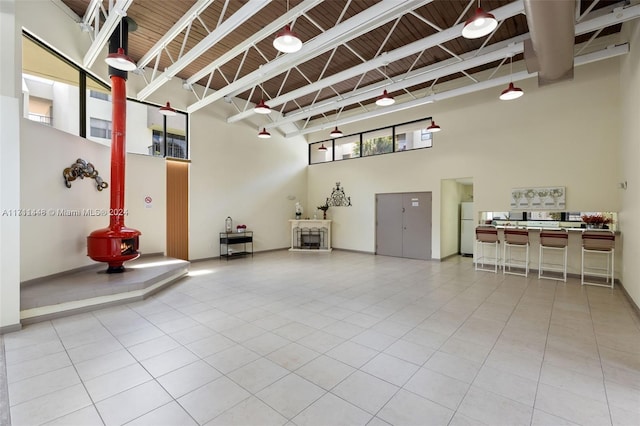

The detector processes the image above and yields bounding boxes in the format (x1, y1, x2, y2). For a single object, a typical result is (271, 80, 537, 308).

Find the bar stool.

(475, 226, 500, 273)
(538, 230, 569, 282)
(581, 230, 615, 288)
(503, 228, 530, 277)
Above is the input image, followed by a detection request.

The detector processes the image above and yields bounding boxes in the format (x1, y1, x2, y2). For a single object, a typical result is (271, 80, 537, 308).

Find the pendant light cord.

(509, 54, 513, 82)
(119, 16, 123, 49)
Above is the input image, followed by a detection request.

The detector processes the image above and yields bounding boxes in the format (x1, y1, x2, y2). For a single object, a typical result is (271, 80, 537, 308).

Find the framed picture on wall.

(510, 186, 565, 210)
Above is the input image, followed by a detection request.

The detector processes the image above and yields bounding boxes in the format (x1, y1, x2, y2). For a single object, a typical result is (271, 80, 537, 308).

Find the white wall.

(620, 20, 640, 308)
(440, 180, 469, 258)
(189, 105, 308, 260)
(308, 58, 621, 258)
(20, 120, 165, 281)
(125, 100, 153, 155)
(0, 0, 21, 330)
(122, 154, 166, 256)
(52, 82, 78, 135)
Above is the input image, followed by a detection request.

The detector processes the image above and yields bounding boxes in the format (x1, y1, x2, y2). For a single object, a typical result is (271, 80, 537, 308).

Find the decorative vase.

(323, 211, 327, 220)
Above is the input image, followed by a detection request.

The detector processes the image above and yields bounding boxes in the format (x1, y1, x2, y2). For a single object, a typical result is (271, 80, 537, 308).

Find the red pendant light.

(159, 102, 177, 116)
(499, 82, 524, 100)
(426, 120, 441, 133)
(254, 99, 271, 114)
(376, 89, 395, 107)
(330, 127, 343, 138)
(258, 128, 271, 139)
(462, 2, 498, 39)
(499, 56, 524, 101)
(105, 17, 136, 72)
(105, 47, 137, 71)
(318, 143, 328, 151)
(273, 24, 302, 53)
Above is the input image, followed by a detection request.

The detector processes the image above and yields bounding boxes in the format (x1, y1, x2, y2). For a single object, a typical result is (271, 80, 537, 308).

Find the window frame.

(308, 116, 435, 165)
(22, 31, 190, 160)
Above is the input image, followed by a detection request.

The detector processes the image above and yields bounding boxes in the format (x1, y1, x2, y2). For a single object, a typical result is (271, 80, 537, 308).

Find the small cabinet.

(220, 231, 253, 260)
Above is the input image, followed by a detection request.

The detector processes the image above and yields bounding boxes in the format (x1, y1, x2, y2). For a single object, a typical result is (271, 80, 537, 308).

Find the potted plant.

(581, 214, 612, 229)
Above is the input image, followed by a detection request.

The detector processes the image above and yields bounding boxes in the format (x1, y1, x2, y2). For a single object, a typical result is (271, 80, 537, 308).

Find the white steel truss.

(185, 0, 325, 89)
(226, 0, 525, 124)
(137, 0, 271, 101)
(82, 0, 134, 68)
(268, 1, 640, 134)
(186, 0, 435, 113)
(286, 43, 629, 138)
(136, 0, 215, 70)
(75, 0, 638, 138)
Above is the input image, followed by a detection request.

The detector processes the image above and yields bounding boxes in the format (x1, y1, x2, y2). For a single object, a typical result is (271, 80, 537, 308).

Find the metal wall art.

(63, 158, 108, 191)
(326, 182, 352, 207)
(511, 186, 565, 210)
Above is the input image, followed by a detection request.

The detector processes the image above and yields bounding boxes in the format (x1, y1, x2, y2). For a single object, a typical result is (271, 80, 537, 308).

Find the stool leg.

(610, 249, 615, 288)
(562, 246, 567, 282)
(503, 243, 507, 275)
(475, 240, 478, 271)
(581, 248, 585, 286)
(538, 244, 543, 279)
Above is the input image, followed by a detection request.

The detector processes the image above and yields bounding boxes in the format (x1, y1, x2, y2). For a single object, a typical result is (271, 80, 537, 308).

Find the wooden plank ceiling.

(62, 0, 624, 133)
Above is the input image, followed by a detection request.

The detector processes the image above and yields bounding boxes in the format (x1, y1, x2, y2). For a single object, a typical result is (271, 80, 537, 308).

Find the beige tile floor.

(2, 250, 640, 426)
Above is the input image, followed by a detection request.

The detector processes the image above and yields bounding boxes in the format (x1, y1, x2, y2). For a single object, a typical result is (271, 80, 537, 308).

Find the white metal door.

(375, 193, 403, 257)
(402, 193, 432, 260)
(375, 192, 432, 260)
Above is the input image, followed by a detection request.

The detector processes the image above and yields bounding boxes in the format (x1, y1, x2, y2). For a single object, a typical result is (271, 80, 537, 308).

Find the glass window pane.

(567, 212, 582, 221)
(361, 128, 393, 157)
(86, 75, 112, 145)
(334, 135, 360, 161)
(146, 105, 188, 159)
(22, 35, 79, 135)
(89, 117, 111, 139)
(123, 100, 153, 155)
(395, 119, 433, 151)
(310, 142, 332, 164)
(89, 90, 110, 101)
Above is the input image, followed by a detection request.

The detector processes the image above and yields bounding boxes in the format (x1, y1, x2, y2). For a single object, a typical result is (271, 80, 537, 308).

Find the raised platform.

(20, 255, 189, 324)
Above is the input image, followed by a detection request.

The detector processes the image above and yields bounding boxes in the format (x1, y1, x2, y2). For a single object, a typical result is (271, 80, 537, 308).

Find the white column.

(0, 0, 22, 332)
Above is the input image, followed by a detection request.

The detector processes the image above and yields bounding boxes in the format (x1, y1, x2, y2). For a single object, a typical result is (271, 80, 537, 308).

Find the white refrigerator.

(460, 202, 474, 256)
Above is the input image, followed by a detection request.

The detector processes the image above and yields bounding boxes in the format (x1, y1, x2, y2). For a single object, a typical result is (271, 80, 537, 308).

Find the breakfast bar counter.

(475, 226, 622, 279)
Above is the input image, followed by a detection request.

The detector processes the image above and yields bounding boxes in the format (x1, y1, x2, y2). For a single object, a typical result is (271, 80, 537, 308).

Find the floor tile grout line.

(441, 274, 545, 425)
(236, 371, 329, 424)
(316, 265, 514, 424)
(528, 278, 559, 426)
(585, 286, 616, 426)
(96, 286, 322, 425)
(206, 260, 469, 424)
(364, 262, 489, 424)
(89, 305, 205, 426)
(47, 318, 107, 426)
